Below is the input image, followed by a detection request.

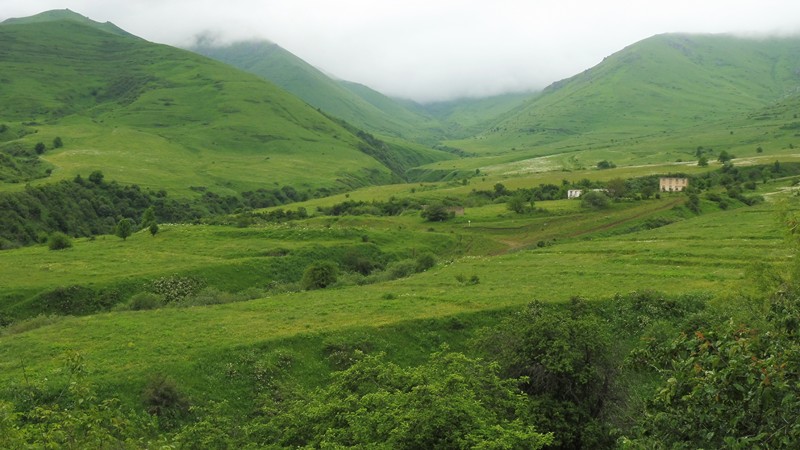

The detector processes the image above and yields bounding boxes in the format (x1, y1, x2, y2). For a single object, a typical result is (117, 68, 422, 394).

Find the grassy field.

(0, 181, 791, 407)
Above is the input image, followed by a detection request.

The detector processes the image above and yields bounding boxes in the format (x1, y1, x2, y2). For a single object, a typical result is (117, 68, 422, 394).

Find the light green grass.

(0, 190, 789, 407)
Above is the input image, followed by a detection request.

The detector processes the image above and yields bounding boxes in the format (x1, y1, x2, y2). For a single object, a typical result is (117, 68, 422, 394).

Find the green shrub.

(141, 374, 190, 427)
(415, 252, 437, 272)
(47, 232, 72, 250)
(150, 275, 205, 303)
(31, 285, 121, 316)
(580, 191, 611, 209)
(386, 259, 417, 280)
(128, 292, 164, 311)
(301, 261, 338, 290)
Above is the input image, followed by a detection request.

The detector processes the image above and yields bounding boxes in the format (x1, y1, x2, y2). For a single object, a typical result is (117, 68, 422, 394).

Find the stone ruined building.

(659, 177, 688, 192)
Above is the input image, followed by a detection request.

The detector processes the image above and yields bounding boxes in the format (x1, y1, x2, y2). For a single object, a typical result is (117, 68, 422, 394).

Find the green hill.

(190, 40, 445, 142)
(0, 11, 448, 196)
(433, 33, 800, 178)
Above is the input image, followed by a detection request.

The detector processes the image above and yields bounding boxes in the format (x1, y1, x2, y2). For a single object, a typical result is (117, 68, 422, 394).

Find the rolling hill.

(431, 33, 800, 178)
(0, 10, 451, 196)
(190, 40, 444, 142)
(190, 39, 533, 144)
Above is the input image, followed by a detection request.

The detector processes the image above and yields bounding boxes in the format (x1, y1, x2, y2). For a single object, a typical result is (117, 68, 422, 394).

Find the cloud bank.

(3, 0, 800, 102)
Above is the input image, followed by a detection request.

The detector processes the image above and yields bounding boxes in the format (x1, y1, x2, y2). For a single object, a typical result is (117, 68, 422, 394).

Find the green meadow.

(4, 10, 800, 448)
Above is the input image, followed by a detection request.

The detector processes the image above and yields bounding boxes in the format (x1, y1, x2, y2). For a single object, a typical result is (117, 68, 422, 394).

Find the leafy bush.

(421, 202, 453, 222)
(47, 232, 72, 250)
(386, 259, 417, 279)
(628, 321, 800, 448)
(141, 374, 190, 427)
(150, 275, 205, 303)
(415, 252, 437, 272)
(479, 300, 617, 449)
(255, 351, 553, 449)
(301, 261, 338, 290)
(128, 292, 164, 311)
(580, 190, 611, 209)
(30, 285, 121, 315)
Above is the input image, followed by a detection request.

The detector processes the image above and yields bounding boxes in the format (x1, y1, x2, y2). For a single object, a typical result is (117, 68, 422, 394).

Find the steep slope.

(446, 33, 800, 161)
(0, 11, 442, 195)
(191, 40, 444, 142)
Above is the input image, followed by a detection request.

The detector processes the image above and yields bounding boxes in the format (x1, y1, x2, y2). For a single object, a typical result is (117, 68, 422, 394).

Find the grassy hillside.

(0, 12, 449, 196)
(433, 33, 800, 178)
(191, 40, 445, 142)
(0, 176, 790, 403)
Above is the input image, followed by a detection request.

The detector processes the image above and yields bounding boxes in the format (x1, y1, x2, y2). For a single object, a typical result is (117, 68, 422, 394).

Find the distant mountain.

(0, 11, 452, 195)
(463, 33, 800, 154)
(191, 40, 443, 142)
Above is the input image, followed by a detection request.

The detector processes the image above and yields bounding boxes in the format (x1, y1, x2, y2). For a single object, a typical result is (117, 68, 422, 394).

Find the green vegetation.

(46, 232, 72, 250)
(0, 12, 452, 198)
(4, 10, 800, 447)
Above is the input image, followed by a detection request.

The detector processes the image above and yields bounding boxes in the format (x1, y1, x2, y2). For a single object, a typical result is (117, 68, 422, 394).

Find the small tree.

(698, 156, 708, 167)
(53, 136, 63, 148)
(34, 142, 46, 154)
(717, 150, 733, 163)
(141, 206, 157, 230)
(48, 232, 72, 250)
(301, 261, 338, 290)
(149, 222, 159, 237)
(421, 203, 452, 222)
(605, 177, 628, 199)
(88, 170, 104, 185)
(507, 194, 528, 214)
(581, 191, 611, 209)
(115, 218, 133, 240)
(596, 160, 616, 169)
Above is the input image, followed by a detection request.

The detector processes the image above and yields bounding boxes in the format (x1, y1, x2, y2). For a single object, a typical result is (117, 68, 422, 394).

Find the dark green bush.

(141, 374, 190, 427)
(415, 252, 436, 272)
(580, 190, 611, 209)
(128, 292, 164, 311)
(301, 261, 338, 290)
(47, 232, 72, 250)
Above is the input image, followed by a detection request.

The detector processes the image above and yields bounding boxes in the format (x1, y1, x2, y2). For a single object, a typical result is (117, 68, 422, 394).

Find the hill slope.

(0, 11, 447, 195)
(191, 40, 444, 142)
(422, 33, 800, 178)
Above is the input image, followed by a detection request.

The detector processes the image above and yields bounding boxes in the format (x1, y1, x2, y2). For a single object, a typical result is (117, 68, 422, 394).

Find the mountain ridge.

(0, 12, 451, 195)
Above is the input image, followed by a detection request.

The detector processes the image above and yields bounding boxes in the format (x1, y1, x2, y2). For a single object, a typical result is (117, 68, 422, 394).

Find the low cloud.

(3, 0, 800, 102)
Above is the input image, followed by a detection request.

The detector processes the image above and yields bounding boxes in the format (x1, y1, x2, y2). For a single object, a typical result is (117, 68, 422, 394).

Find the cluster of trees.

(0, 173, 319, 249)
(316, 197, 425, 217)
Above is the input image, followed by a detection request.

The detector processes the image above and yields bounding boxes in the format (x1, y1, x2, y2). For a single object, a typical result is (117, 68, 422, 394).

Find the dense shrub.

(29, 285, 121, 316)
(386, 259, 417, 279)
(480, 299, 618, 449)
(128, 292, 164, 311)
(301, 261, 338, 290)
(415, 252, 437, 272)
(421, 203, 453, 222)
(254, 351, 552, 449)
(141, 374, 190, 427)
(580, 190, 611, 209)
(150, 275, 205, 303)
(47, 231, 72, 250)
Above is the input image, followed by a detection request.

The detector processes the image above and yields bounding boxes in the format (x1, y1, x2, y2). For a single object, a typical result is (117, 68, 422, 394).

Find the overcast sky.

(3, 1, 800, 102)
